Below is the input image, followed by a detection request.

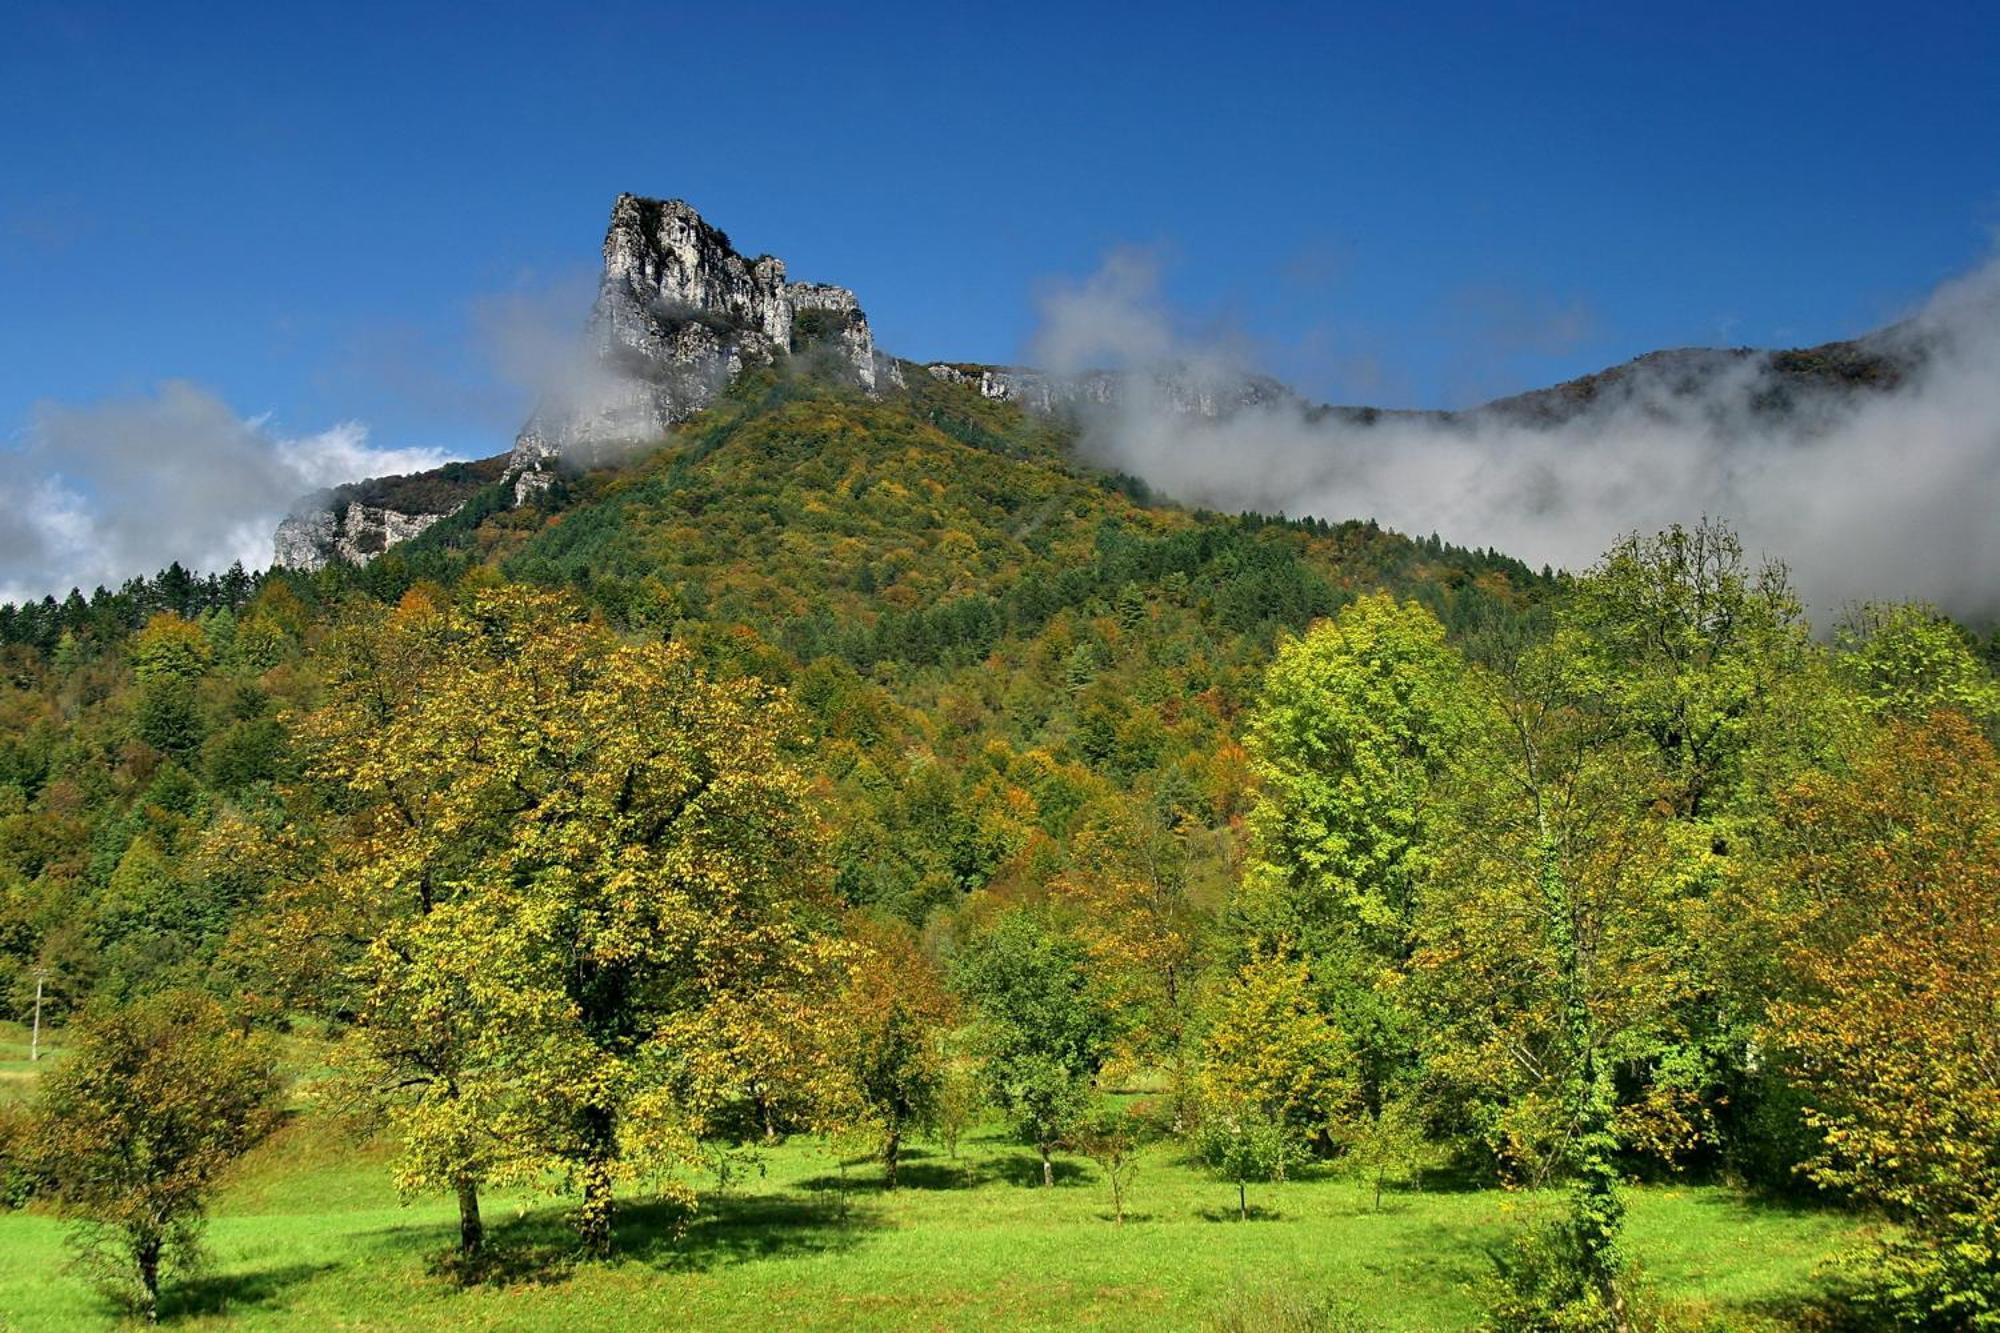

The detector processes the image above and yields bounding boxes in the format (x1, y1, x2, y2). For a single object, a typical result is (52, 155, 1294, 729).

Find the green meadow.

(0, 1031, 1858, 1332)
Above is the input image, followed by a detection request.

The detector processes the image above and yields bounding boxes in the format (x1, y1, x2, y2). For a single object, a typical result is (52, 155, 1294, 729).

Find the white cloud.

(1031, 250, 2000, 621)
(0, 381, 458, 603)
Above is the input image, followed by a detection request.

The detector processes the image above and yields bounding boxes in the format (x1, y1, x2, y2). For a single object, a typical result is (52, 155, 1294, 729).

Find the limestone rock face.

(506, 195, 899, 493)
(275, 194, 909, 562)
(270, 454, 509, 572)
(273, 502, 448, 573)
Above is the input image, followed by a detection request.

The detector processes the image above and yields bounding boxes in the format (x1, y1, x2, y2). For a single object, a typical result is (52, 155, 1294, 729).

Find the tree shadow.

(1689, 1183, 1850, 1218)
(984, 1152, 1088, 1188)
(892, 1161, 982, 1190)
(794, 1157, 978, 1194)
(356, 1187, 881, 1289)
(1411, 1159, 1496, 1194)
(1732, 1288, 1873, 1332)
(609, 1191, 880, 1274)
(157, 1261, 337, 1320)
(431, 1230, 581, 1290)
(1196, 1204, 1285, 1222)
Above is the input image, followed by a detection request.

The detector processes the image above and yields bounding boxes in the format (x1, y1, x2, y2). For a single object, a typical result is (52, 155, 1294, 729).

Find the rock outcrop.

(506, 194, 902, 498)
(273, 503, 449, 574)
(276, 194, 906, 567)
(271, 454, 508, 572)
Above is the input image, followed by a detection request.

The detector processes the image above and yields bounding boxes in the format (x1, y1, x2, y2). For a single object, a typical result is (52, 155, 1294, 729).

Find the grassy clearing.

(0, 1020, 64, 1108)
(0, 1098, 1856, 1331)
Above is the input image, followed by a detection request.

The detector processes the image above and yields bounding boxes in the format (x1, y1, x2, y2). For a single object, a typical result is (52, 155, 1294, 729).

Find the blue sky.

(1, 1, 1997, 592)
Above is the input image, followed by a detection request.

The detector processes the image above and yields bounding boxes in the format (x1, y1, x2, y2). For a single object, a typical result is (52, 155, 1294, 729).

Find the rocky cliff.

(505, 194, 903, 499)
(275, 195, 905, 568)
(272, 454, 510, 572)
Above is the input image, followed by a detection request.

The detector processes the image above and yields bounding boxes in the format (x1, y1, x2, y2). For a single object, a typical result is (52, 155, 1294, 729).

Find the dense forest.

(3, 366, 1997, 1329)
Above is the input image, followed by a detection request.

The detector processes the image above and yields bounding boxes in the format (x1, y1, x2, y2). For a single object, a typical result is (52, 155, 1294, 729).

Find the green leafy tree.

(1241, 595, 1473, 1115)
(1557, 520, 1809, 821)
(932, 1047, 985, 1163)
(1195, 1096, 1300, 1221)
(955, 908, 1111, 1187)
(1416, 643, 1684, 1328)
(131, 613, 214, 758)
(1347, 1090, 1427, 1212)
(1066, 1097, 1153, 1225)
(1243, 593, 1473, 955)
(22, 991, 280, 1323)
(1834, 600, 2000, 729)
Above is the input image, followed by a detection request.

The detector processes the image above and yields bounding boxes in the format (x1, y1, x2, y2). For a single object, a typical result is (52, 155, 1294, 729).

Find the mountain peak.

(505, 193, 902, 497)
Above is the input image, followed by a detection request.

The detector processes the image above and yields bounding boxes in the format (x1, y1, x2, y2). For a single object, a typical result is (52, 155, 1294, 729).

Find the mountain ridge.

(271, 193, 1920, 573)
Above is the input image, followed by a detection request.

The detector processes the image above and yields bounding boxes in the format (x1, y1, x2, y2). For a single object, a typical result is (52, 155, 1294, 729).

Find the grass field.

(0, 1019, 63, 1108)
(0, 1043, 1861, 1332)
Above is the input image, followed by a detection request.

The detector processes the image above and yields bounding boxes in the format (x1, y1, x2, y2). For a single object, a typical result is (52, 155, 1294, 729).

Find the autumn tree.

(1198, 954, 1355, 1146)
(1764, 714, 2000, 1327)
(1050, 789, 1207, 1114)
(1554, 521, 1848, 1188)
(1192, 953, 1352, 1219)
(300, 588, 837, 1255)
(955, 908, 1111, 1187)
(834, 916, 956, 1187)
(287, 587, 498, 1257)
(22, 991, 281, 1323)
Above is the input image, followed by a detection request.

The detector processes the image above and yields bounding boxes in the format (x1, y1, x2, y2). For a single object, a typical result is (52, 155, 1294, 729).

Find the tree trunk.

(1538, 831, 1629, 1332)
(577, 1105, 618, 1257)
(1040, 1142, 1054, 1188)
(884, 1129, 900, 1190)
(1238, 1181, 1248, 1221)
(134, 1231, 162, 1325)
(755, 1086, 778, 1142)
(579, 1160, 615, 1257)
(456, 1175, 484, 1258)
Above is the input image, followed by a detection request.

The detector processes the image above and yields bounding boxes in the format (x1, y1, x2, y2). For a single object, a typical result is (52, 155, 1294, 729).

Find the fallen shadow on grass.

(985, 1152, 1089, 1189)
(799, 1147, 1083, 1193)
(632, 1192, 882, 1274)
(1731, 1289, 1875, 1331)
(360, 1188, 887, 1290)
(797, 1161, 980, 1193)
(1689, 1182, 1851, 1217)
(156, 1261, 338, 1321)
(1196, 1204, 1286, 1223)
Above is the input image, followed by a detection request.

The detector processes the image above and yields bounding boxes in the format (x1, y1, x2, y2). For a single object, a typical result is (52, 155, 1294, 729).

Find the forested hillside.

(3, 363, 1997, 1328)
(0, 366, 1542, 1008)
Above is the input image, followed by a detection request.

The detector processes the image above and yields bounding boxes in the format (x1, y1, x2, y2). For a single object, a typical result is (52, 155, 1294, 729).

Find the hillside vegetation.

(2, 365, 1996, 1329)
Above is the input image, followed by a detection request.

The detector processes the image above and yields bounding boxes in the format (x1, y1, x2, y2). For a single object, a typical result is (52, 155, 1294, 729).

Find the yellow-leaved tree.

(299, 587, 838, 1257)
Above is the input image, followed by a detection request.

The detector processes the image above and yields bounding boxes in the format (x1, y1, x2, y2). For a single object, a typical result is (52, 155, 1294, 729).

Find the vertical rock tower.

(506, 194, 901, 497)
